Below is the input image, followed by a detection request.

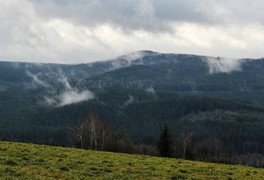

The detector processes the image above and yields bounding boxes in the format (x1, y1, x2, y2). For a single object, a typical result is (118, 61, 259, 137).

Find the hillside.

(1, 51, 264, 158)
(2, 89, 264, 153)
(0, 141, 263, 179)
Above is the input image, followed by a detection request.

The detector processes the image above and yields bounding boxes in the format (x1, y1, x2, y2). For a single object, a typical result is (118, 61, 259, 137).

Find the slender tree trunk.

(80, 135, 83, 149)
(90, 117, 95, 149)
(94, 126, 97, 150)
(101, 129, 106, 151)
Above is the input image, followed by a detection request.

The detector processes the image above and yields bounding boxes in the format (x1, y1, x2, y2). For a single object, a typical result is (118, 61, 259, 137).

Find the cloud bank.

(57, 90, 94, 106)
(0, 0, 264, 63)
(26, 70, 95, 106)
(53, 76, 95, 106)
(204, 57, 244, 74)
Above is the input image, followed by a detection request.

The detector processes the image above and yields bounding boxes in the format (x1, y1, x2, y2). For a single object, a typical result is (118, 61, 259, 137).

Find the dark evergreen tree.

(157, 124, 173, 157)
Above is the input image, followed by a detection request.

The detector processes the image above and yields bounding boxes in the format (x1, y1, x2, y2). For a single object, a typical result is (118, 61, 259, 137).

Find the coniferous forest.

(1, 52, 264, 167)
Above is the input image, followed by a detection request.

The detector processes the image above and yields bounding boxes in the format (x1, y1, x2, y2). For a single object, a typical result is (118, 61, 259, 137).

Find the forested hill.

(1, 51, 264, 159)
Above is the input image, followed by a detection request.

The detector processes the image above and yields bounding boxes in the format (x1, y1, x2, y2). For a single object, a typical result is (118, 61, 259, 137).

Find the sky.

(1, 0, 264, 64)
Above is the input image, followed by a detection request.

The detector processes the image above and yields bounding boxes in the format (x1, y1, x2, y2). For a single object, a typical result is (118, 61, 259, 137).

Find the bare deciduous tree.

(70, 109, 108, 151)
(179, 128, 192, 159)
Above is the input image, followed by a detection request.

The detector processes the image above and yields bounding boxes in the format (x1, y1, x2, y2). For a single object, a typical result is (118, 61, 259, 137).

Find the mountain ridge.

(0, 51, 264, 155)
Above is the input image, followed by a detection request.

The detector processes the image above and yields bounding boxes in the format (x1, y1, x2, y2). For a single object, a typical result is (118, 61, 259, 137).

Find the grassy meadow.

(0, 141, 263, 179)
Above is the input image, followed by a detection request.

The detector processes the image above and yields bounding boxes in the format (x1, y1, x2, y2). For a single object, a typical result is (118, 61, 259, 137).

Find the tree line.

(70, 109, 264, 168)
(70, 109, 157, 155)
(157, 125, 264, 167)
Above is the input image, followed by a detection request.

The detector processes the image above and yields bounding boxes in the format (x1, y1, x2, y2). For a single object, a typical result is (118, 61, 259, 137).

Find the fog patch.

(110, 51, 148, 70)
(204, 57, 244, 74)
(58, 90, 94, 106)
(43, 96, 57, 106)
(146, 86, 156, 95)
(124, 95, 135, 106)
(26, 71, 50, 88)
(44, 88, 95, 107)
(42, 75, 95, 106)
(121, 51, 146, 63)
(57, 76, 72, 90)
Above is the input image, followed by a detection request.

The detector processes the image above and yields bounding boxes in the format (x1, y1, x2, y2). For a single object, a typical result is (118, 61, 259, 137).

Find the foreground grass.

(0, 142, 263, 179)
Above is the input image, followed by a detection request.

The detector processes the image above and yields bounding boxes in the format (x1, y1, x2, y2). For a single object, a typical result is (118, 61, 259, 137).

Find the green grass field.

(0, 141, 263, 179)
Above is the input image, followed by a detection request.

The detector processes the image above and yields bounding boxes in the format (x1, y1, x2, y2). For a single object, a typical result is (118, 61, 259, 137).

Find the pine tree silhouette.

(157, 124, 173, 157)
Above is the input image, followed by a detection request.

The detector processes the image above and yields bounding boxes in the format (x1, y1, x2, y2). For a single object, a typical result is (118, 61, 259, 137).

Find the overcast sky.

(1, 0, 264, 63)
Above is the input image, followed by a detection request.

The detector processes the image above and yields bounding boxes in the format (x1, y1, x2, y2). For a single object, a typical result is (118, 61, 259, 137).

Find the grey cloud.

(1, 0, 264, 63)
(0, 1, 58, 61)
(0, 0, 110, 63)
(27, 0, 264, 33)
(198, 0, 264, 25)
(27, 0, 207, 32)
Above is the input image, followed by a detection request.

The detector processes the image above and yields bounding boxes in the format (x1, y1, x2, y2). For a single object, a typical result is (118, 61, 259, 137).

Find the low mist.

(26, 70, 95, 107)
(204, 57, 244, 74)
(58, 90, 94, 106)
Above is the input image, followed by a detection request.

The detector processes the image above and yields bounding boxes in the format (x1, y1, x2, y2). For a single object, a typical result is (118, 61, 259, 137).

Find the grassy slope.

(0, 142, 263, 179)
